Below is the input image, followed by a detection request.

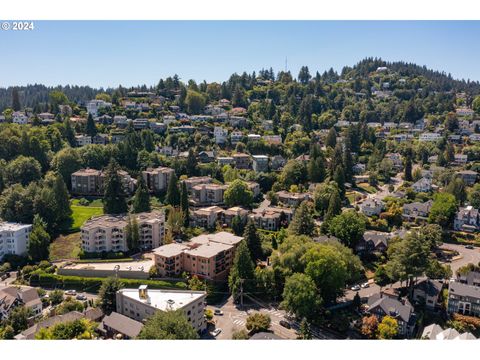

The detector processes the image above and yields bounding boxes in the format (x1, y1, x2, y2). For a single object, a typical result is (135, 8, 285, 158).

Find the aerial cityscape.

(2, 20, 480, 342)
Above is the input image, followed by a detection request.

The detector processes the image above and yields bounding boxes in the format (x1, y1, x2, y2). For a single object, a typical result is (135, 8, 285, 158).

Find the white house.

(12, 111, 28, 124)
(86, 99, 111, 116)
(419, 133, 442, 142)
(214, 126, 228, 144)
(412, 178, 432, 193)
(230, 131, 243, 144)
(75, 134, 92, 147)
(359, 198, 385, 217)
(0, 222, 32, 260)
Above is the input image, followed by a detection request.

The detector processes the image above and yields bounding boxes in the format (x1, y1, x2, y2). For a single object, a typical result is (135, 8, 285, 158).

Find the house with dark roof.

(402, 200, 433, 222)
(412, 279, 443, 310)
(97, 311, 144, 339)
(356, 231, 390, 254)
(454, 206, 480, 232)
(0, 286, 42, 321)
(15, 311, 85, 340)
(366, 292, 416, 338)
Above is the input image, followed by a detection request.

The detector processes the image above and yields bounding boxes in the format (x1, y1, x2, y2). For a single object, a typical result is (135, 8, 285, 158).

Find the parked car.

(76, 294, 87, 301)
(465, 245, 475, 250)
(212, 328, 222, 337)
(351, 285, 361, 291)
(214, 309, 223, 316)
(65, 290, 77, 296)
(361, 282, 370, 288)
(279, 320, 291, 329)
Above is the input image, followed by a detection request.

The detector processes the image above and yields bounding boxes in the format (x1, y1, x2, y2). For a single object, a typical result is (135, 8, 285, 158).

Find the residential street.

(439, 243, 480, 273)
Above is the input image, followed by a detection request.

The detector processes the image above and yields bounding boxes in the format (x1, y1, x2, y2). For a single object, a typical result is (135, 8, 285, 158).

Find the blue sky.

(1, 21, 479, 88)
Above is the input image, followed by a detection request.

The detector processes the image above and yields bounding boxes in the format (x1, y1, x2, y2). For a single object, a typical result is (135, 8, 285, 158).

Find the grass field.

(70, 202, 103, 232)
(356, 183, 377, 194)
(49, 232, 82, 261)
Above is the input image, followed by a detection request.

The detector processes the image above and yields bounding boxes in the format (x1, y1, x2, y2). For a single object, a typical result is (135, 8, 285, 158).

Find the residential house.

(250, 207, 294, 231)
(385, 153, 403, 170)
(454, 154, 468, 165)
(263, 135, 282, 145)
(422, 323, 476, 340)
(197, 151, 215, 163)
(419, 132, 442, 142)
(75, 134, 92, 147)
(0, 286, 42, 321)
(217, 156, 234, 166)
(276, 191, 311, 207)
(359, 198, 385, 217)
(454, 206, 480, 232)
(214, 126, 228, 144)
(86, 99, 111, 116)
(252, 155, 269, 172)
(97, 311, 143, 339)
(223, 207, 249, 227)
(15, 311, 86, 340)
(232, 153, 251, 169)
(12, 111, 28, 124)
(456, 170, 478, 186)
(366, 292, 416, 338)
(356, 231, 390, 254)
(412, 279, 443, 310)
(230, 131, 244, 144)
(412, 178, 432, 193)
(402, 200, 433, 222)
(270, 155, 286, 171)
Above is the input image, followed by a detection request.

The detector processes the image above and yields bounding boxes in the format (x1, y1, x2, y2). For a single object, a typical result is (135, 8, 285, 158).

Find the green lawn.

(70, 204, 103, 232)
(356, 183, 377, 194)
(49, 232, 82, 261)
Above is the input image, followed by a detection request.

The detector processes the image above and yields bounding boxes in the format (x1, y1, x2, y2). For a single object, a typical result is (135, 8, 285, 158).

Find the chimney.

(139, 285, 148, 300)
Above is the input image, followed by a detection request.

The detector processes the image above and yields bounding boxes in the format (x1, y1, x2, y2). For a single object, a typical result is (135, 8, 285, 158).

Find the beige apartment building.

(81, 211, 165, 253)
(153, 231, 243, 280)
(142, 166, 175, 193)
(181, 176, 213, 195)
(250, 206, 294, 231)
(116, 286, 207, 333)
(71, 168, 136, 195)
(191, 183, 228, 206)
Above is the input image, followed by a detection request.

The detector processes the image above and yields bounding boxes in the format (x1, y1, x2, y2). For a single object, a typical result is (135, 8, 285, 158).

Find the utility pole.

(239, 279, 244, 308)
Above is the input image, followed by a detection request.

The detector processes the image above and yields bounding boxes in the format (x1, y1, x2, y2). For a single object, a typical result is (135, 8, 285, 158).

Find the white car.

(214, 309, 223, 316)
(65, 290, 77, 296)
(361, 282, 370, 288)
(350, 285, 361, 291)
(212, 328, 222, 337)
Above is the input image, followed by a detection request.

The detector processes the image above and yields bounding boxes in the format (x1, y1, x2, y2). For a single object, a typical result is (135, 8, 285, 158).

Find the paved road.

(439, 243, 480, 273)
(0, 271, 17, 289)
(207, 296, 297, 340)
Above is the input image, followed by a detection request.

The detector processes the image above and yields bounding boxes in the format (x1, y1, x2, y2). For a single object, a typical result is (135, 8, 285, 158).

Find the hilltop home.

(419, 132, 441, 142)
(412, 279, 443, 310)
(80, 211, 165, 253)
(456, 170, 478, 186)
(250, 207, 294, 231)
(454, 206, 480, 232)
(116, 286, 207, 333)
(232, 153, 251, 169)
(214, 126, 228, 144)
(252, 155, 269, 172)
(356, 231, 390, 254)
(75, 134, 92, 147)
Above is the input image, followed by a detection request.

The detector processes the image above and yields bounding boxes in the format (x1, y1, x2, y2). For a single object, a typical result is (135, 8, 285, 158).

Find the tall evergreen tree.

(288, 201, 315, 237)
(186, 149, 198, 177)
(12, 87, 21, 111)
(324, 191, 342, 222)
(231, 215, 245, 236)
(334, 165, 346, 197)
(28, 215, 50, 262)
(166, 172, 181, 207)
(243, 219, 263, 262)
(343, 147, 354, 184)
(85, 113, 97, 137)
(404, 154, 413, 182)
(64, 119, 76, 147)
(103, 160, 128, 214)
(132, 175, 150, 213)
(125, 216, 140, 251)
(325, 127, 337, 148)
(180, 181, 189, 227)
(228, 240, 255, 299)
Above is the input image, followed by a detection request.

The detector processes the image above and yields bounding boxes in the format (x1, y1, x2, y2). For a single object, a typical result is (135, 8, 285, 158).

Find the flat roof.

(0, 222, 32, 231)
(119, 288, 206, 311)
(62, 259, 154, 272)
(184, 241, 232, 258)
(153, 243, 188, 258)
(190, 231, 243, 246)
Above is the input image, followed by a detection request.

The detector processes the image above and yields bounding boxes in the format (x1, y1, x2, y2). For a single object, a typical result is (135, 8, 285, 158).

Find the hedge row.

(30, 272, 188, 292)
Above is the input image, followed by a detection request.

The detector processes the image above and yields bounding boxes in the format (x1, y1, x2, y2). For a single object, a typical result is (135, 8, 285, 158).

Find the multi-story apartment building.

(81, 211, 165, 253)
(153, 232, 243, 280)
(181, 176, 213, 195)
(142, 167, 175, 193)
(71, 168, 136, 195)
(276, 190, 311, 207)
(86, 99, 112, 116)
(0, 222, 32, 260)
(447, 281, 480, 317)
(191, 206, 224, 229)
(250, 207, 294, 231)
(116, 286, 207, 333)
(191, 183, 228, 206)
